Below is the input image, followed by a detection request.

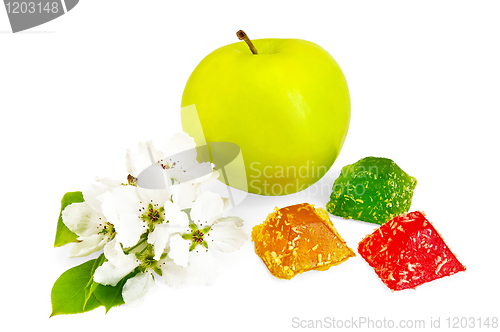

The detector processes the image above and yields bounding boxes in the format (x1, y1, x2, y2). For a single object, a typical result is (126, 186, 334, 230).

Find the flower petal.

(102, 185, 142, 220)
(156, 133, 197, 183)
(147, 224, 171, 260)
(163, 201, 189, 227)
(97, 191, 118, 223)
(161, 250, 219, 287)
(126, 140, 164, 177)
(221, 196, 230, 210)
(99, 186, 147, 248)
(161, 132, 196, 158)
(167, 234, 191, 267)
(158, 132, 219, 186)
(190, 192, 225, 227)
(198, 167, 219, 184)
(207, 220, 249, 253)
(167, 161, 213, 184)
(188, 250, 219, 286)
(83, 177, 121, 212)
(138, 188, 170, 209)
(114, 215, 148, 249)
(160, 257, 197, 289)
(170, 182, 201, 210)
(186, 165, 219, 185)
(68, 234, 107, 258)
(214, 216, 244, 227)
(93, 238, 139, 286)
(122, 271, 159, 307)
(61, 202, 104, 237)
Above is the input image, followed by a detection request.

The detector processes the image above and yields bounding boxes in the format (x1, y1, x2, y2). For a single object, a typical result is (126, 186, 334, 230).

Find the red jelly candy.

(358, 211, 465, 290)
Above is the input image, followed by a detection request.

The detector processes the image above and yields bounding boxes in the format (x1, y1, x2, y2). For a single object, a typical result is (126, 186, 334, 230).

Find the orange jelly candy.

(252, 203, 355, 280)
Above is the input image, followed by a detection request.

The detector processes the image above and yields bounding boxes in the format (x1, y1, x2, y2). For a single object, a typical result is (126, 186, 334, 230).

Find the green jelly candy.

(326, 157, 417, 225)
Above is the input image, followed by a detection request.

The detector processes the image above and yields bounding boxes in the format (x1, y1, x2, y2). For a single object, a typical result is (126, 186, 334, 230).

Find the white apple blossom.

(93, 238, 139, 286)
(163, 191, 248, 287)
(99, 185, 189, 252)
(125, 132, 219, 208)
(61, 202, 109, 257)
(58, 131, 249, 310)
(84, 177, 123, 212)
(122, 269, 159, 307)
(147, 202, 190, 260)
(160, 250, 219, 288)
(93, 238, 160, 307)
(61, 177, 121, 257)
(125, 140, 163, 181)
(155, 132, 217, 185)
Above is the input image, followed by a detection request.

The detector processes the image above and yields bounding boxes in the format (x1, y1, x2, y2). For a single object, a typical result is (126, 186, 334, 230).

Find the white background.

(1, 1, 499, 331)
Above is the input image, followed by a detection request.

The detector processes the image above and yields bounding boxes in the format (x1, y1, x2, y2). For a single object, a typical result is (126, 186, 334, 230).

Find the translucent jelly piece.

(358, 211, 466, 291)
(252, 203, 355, 280)
(327, 156, 417, 225)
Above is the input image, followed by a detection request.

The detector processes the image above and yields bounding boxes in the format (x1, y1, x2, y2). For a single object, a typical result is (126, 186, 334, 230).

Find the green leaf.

(93, 269, 139, 313)
(83, 253, 106, 309)
(54, 191, 84, 247)
(50, 259, 103, 317)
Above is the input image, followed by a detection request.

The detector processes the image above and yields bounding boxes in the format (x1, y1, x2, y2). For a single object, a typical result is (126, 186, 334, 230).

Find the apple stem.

(237, 30, 258, 55)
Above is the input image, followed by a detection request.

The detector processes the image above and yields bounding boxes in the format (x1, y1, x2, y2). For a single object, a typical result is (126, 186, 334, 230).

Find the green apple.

(181, 32, 350, 196)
